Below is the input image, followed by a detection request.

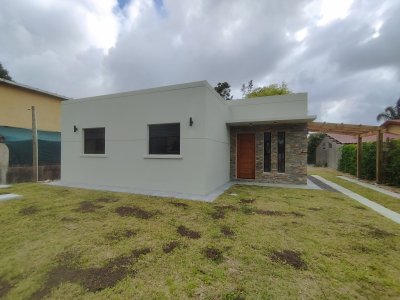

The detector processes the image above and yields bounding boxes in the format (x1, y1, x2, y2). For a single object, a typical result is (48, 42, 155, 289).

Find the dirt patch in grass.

(163, 241, 180, 253)
(19, 206, 39, 215)
(74, 201, 104, 213)
(221, 225, 235, 237)
(177, 225, 201, 239)
(255, 209, 304, 217)
(239, 198, 255, 204)
(363, 225, 396, 239)
(211, 205, 238, 219)
(30, 248, 151, 299)
(270, 250, 307, 270)
(61, 217, 78, 222)
(0, 278, 12, 298)
(308, 207, 322, 211)
(106, 229, 137, 241)
(115, 206, 154, 219)
(354, 205, 367, 210)
(96, 196, 119, 203)
(203, 247, 223, 263)
(169, 202, 189, 209)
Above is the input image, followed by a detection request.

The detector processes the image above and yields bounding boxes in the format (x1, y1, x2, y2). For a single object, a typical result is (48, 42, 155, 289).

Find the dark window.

(264, 132, 271, 172)
(277, 132, 285, 173)
(149, 123, 180, 155)
(84, 128, 105, 154)
(329, 143, 332, 148)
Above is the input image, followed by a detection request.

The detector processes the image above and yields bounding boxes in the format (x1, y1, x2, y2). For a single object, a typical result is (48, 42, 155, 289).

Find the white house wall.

(62, 83, 210, 195)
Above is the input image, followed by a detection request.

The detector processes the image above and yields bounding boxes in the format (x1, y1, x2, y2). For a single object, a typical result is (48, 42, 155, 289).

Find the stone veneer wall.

(230, 123, 307, 184)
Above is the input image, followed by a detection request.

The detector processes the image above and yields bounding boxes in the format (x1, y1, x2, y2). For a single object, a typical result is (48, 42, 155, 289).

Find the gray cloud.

(0, 0, 399, 124)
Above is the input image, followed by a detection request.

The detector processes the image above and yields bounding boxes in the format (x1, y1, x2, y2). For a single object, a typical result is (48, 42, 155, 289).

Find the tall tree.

(377, 98, 400, 121)
(240, 80, 254, 98)
(214, 82, 233, 100)
(0, 62, 12, 81)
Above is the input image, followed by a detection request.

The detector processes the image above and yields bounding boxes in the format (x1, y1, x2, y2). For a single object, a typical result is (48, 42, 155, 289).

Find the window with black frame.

(149, 123, 180, 155)
(264, 132, 271, 172)
(83, 127, 105, 154)
(277, 132, 285, 173)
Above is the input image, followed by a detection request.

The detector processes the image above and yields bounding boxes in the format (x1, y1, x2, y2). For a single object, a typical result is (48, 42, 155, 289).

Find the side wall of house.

(0, 84, 61, 131)
(61, 85, 211, 195)
(203, 88, 231, 192)
(316, 136, 342, 169)
(230, 123, 308, 184)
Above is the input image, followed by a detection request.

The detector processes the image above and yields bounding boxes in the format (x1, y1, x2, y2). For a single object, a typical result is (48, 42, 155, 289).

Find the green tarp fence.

(0, 126, 61, 166)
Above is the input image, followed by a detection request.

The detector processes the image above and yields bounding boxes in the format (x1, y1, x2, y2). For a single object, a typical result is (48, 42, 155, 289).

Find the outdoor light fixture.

(74, 125, 78, 132)
(189, 117, 194, 127)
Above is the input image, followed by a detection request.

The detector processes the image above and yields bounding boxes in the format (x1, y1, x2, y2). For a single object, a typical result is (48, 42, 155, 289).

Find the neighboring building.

(316, 132, 400, 169)
(61, 81, 315, 198)
(0, 78, 68, 182)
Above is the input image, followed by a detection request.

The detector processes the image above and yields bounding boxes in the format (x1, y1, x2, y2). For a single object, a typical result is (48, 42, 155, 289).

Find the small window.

(84, 127, 105, 154)
(264, 132, 271, 172)
(329, 143, 332, 148)
(149, 123, 180, 155)
(277, 132, 285, 173)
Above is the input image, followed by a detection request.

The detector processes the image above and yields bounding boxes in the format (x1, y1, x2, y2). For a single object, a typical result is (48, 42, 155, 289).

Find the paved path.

(0, 185, 11, 189)
(0, 194, 23, 201)
(307, 176, 339, 192)
(311, 175, 400, 224)
(338, 176, 400, 199)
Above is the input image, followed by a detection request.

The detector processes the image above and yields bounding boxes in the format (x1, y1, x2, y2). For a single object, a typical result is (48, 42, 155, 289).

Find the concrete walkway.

(338, 176, 400, 199)
(311, 175, 400, 224)
(0, 185, 11, 189)
(0, 194, 23, 201)
(48, 179, 320, 202)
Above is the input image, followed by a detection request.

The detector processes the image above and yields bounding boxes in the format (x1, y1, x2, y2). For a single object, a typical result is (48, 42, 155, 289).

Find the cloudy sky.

(1, 0, 399, 125)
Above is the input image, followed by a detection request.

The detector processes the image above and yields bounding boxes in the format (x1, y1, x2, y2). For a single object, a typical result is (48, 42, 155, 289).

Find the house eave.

(226, 115, 316, 126)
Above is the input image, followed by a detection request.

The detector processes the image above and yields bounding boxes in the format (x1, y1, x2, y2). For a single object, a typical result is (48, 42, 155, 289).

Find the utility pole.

(31, 106, 38, 182)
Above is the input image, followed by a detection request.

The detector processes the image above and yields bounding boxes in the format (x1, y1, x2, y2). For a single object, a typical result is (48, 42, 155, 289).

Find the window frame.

(263, 132, 272, 172)
(277, 131, 285, 173)
(147, 122, 181, 156)
(82, 127, 106, 155)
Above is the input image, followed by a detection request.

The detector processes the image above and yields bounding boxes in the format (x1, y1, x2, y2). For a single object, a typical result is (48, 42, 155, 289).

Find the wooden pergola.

(308, 121, 400, 183)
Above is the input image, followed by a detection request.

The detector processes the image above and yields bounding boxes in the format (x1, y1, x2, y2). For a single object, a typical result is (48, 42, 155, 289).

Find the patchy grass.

(0, 183, 399, 299)
(309, 167, 400, 213)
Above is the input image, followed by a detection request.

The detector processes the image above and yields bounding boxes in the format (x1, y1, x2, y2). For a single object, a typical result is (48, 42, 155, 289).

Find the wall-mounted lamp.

(189, 117, 194, 127)
(73, 125, 78, 132)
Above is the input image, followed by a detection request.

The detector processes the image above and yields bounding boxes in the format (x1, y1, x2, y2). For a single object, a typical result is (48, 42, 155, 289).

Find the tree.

(240, 80, 254, 98)
(0, 62, 12, 81)
(307, 133, 326, 164)
(377, 98, 400, 122)
(214, 82, 233, 100)
(246, 81, 291, 98)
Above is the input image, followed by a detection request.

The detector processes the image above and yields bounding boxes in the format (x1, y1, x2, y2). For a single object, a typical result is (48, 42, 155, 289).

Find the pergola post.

(356, 135, 362, 178)
(376, 130, 383, 184)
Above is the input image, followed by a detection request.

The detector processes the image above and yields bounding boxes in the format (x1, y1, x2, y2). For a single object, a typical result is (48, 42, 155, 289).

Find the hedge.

(338, 140, 400, 186)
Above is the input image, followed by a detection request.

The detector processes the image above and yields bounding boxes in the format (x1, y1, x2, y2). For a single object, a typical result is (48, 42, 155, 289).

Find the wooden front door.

(237, 133, 255, 179)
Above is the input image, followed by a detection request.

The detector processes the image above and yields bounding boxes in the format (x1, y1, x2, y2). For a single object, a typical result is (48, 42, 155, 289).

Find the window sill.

(143, 154, 183, 159)
(80, 154, 107, 158)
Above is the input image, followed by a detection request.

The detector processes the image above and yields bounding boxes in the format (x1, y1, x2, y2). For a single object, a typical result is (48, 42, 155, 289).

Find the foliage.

(361, 142, 376, 180)
(338, 144, 357, 175)
(384, 140, 400, 186)
(247, 82, 291, 98)
(377, 97, 400, 121)
(240, 80, 254, 98)
(307, 133, 326, 164)
(214, 82, 233, 100)
(0, 62, 12, 81)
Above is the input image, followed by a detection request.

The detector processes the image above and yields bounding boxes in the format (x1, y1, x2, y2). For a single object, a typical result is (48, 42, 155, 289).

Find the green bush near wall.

(338, 144, 357, 175)
(338, 140, 400, 186)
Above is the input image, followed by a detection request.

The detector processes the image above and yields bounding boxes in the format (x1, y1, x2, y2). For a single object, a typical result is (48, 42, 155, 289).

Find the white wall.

(62, 82, 211, 195)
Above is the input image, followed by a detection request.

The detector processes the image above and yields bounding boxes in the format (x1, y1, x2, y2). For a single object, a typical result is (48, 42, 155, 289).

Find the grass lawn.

(309, 167, 400, 214)
(0, 183, 399, 299)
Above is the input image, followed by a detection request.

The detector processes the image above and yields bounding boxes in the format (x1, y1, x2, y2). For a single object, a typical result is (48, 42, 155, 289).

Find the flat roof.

(0, 78, 69, 100)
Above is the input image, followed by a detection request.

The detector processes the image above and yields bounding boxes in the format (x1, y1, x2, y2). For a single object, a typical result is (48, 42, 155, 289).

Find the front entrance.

(237, 133, 255, 179)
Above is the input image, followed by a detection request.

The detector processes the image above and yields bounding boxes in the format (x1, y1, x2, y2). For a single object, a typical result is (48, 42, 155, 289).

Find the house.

(316, 132, 400, 169)
(61, 81, 315, 198)
(0, 78, 68, 182)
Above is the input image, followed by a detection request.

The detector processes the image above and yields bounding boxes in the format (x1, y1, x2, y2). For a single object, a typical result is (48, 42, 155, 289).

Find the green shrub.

(384, 140, 400, 186)
(361, 142, 376, 180)
(338, 144, 357, 175)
